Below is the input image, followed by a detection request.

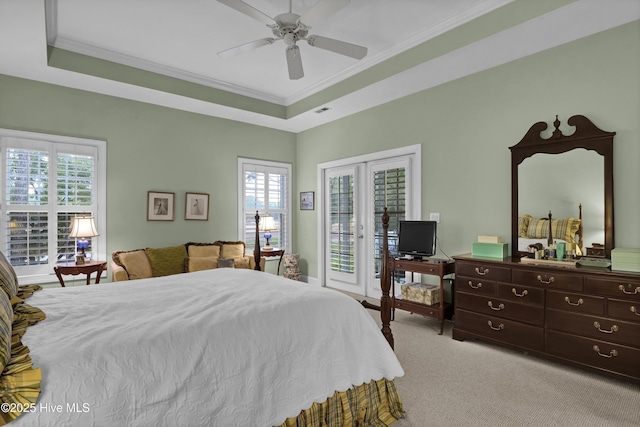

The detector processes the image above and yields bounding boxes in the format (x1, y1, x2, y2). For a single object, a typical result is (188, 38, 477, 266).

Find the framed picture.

(300, 191, 315, 210)
(147, 191, 175, 221)
(185, 192, 210, 221)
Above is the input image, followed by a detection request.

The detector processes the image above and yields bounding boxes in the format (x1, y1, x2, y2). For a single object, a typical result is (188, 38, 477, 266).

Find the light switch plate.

(430, 212, 440, 223)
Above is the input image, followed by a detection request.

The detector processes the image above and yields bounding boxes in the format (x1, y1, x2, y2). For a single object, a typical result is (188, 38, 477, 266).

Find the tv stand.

(391, 258, 455, 334)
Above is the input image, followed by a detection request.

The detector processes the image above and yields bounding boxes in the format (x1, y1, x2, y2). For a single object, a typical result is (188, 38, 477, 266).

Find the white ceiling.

(1, 0, 639, 133)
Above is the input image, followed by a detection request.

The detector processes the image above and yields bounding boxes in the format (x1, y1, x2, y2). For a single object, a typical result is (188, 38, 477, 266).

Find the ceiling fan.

(217, 0, 368, 80)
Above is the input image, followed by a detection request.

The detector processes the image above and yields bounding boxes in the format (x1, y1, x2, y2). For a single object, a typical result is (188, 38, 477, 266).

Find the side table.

(261, 248, 285, 275)
(54, 260, 107, 287)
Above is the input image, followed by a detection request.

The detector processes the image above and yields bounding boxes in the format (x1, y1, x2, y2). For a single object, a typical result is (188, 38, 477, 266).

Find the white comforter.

(14, 269, 403, 427)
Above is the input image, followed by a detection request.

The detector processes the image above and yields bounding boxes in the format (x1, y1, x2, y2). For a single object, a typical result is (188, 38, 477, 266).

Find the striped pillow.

(518, 214, 533, 237)
(0, 290, 11, 372)
(0, 251, 18, 298)
(526, 217, 580, 244)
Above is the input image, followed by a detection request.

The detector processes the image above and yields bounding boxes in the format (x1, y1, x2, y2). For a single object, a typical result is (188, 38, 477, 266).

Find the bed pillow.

(186, 243, 221, 258)
(526, 217, 549, 239)
(518, 214, 533, 237)
(552, 217, 581, 244)
(113, 249, 153, 280)
(0, 290, 12, 373)
(526, 217, 581, 244)
(146, 245, 188, 277)
(185, 257, 219, 272)
(0, 251, 18, 298)
(218, 241, 246, 259)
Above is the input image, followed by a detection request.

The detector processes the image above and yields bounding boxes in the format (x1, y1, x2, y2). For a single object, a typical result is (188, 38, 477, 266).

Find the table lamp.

(69, 215, 99, 264)
(260, 215, 276, 250)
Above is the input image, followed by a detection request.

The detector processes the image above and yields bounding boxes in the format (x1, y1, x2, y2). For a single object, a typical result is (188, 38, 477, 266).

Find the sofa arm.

(110, 261, 130, 281)
(249, 256, 266, 271)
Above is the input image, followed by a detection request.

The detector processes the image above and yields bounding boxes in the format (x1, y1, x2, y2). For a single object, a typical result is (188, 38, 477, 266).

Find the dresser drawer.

(546, 290, 604, 316)
(497, 282, 544, 305)
(455, 309, 544, 351)
(546, 309, 640, 347)
(457, 293, 544, 326)
(456, 262, 511, 281)
(513, 269, 583, 291)
(456, 277, 497, 297)
(608, 299, 640, 323)
(585, 277, 640, 301)
(547, 330, 640, 380)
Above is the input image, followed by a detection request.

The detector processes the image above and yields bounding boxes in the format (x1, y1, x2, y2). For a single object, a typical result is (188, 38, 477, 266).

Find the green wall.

(0, 76, 297, 276)
(296, 20, 640, 278)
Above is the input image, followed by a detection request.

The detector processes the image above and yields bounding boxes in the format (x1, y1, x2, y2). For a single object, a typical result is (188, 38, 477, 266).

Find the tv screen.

(397, 220, 437, 259)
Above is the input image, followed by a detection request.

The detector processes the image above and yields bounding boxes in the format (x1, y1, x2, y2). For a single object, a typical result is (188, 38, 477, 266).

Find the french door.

(321, 148, 419, 297)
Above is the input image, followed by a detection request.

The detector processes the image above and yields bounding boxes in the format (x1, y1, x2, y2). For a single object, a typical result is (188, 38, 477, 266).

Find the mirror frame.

(510, 115, 615, 259)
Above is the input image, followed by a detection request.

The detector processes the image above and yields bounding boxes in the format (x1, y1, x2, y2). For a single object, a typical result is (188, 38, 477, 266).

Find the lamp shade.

(68, 216, 99, 239)
(259, 215, 276, 232)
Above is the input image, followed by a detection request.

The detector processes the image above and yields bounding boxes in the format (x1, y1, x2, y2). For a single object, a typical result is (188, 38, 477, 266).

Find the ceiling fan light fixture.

(283, 32, 296, 47)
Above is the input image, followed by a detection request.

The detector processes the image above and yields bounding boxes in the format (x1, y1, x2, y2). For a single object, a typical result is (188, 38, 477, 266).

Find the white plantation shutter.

(373, 167, 406, 276)
(1, 132, 105, 281)
(239, 159, 291, 252)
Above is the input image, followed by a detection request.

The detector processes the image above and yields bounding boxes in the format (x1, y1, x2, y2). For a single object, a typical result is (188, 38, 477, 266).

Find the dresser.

(453, 254, 640, 383)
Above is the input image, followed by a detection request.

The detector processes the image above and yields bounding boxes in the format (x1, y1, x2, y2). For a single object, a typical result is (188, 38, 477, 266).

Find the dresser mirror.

(510, 115, 615, 259)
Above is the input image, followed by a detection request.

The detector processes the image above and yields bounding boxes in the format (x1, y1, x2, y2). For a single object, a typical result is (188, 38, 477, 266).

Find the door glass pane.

(373, 167, 405, 278)
(329, 175, 354, 274)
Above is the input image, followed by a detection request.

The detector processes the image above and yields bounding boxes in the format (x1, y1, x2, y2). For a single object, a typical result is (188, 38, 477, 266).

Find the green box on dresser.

(471, 242, 508, 259)
(611, 248, 640, 273)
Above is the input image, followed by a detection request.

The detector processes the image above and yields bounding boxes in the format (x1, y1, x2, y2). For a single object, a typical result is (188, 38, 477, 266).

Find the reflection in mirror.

(518, 149, 604, 254)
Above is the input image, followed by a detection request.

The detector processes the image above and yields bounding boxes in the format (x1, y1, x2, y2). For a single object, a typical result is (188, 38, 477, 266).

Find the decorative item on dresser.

(453, 255, 640, 383)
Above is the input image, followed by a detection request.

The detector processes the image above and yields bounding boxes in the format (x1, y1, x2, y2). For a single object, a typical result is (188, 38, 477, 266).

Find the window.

(0, 129, 106, 284)
(238, 158, 291, 252)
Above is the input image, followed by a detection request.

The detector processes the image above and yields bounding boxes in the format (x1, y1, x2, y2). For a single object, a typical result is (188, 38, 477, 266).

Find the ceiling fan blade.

(285, 45, 304, 80)
(217, 0, 275, 26)
(307, 35, 367, 59)
(218, 38, 276, 58)
(298, 0, 350, 28)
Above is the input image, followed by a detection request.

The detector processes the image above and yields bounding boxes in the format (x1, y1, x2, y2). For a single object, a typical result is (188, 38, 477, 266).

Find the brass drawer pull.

(536, 275, 554, 285)
(487, 320, 504, 331)
(618, 284, 640, 295)
(564, 296, 584, 306)
(512, 288, 528, 297)
(593, 321, 618, 334)
(467, 281, 482, 289)
(475, 267, 489, 276)
(593, 345, 618, 358)
(488, 301, 505, 311)
(631, 306, 640, 316)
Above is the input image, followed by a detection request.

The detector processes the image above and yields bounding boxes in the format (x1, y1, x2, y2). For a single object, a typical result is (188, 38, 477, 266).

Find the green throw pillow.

(146, 245, 188, 277)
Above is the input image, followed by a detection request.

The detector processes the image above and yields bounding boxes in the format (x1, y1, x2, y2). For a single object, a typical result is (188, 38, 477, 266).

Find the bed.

(0, 212, 405, 427)
(516, 204, 584, 255)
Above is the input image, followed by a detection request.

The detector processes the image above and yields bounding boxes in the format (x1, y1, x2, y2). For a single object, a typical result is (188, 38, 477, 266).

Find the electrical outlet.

(429, 212, 440, 223)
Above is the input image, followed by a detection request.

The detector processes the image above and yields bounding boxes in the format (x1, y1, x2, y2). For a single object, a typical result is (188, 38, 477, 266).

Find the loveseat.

(111, 241, 265, 282)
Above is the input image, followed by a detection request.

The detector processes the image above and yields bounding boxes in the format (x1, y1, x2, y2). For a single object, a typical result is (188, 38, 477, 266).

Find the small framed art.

(147, 191, 175, 221)
(185, 192, 209, 221)
(300, 191, 314, 210)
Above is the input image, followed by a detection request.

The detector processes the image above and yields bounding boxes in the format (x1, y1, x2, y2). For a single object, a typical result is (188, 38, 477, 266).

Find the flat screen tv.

(397, 220, 437, 259)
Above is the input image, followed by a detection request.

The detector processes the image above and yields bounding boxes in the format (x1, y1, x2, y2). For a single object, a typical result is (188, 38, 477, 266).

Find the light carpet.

(363, 305, 640, 427)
